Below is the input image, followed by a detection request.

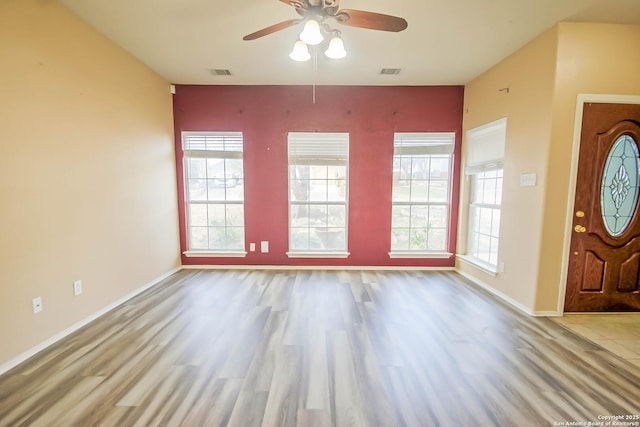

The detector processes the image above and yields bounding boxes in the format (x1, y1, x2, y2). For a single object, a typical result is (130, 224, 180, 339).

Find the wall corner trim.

(456, 268, 559, 317)
(0, 267, 182, 376)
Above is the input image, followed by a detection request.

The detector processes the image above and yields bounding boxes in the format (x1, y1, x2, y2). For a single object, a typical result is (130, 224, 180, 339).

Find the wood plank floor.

(1, 270, 639, 426)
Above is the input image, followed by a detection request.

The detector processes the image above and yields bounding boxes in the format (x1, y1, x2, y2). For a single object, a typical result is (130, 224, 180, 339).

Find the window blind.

(465, 118, 506, 175)
(288, 132, 349, 165)
(183, 132, 243, 159)
(394, 133, 455, 155)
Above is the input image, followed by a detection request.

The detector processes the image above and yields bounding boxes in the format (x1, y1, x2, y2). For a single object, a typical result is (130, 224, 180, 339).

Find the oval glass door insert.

(601, 134, 640, 237)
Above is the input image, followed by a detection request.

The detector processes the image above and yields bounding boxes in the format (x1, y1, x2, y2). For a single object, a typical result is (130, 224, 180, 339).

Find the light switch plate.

(261, 241, 269, 253)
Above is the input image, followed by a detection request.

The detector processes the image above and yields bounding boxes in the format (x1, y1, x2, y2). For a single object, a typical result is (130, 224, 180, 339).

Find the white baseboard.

(182, 265, 456, 271)
(0, 267, 181, 376)
(455, 269, 561, 317)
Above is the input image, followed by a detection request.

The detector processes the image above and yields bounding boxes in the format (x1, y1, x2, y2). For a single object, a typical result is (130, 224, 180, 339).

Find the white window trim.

(182, 131, 246, 255)
(286, 251, 350, 259)
(464, 118, 506, 269)
(389, 251, 453, 259)
(287, 132, 349, 256)
(183, 250, 247, 258)
(389, 132, 455, 256)
(457, 254, 498, 277)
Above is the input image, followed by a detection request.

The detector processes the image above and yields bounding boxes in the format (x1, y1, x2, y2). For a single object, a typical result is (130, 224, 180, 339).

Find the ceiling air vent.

(210, 69, 232, 76)
(380, 68, 401, 75)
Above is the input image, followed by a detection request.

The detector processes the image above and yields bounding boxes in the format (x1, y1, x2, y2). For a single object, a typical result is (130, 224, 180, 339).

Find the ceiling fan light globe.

(325, 36, 346, 59)
(299, 19, 324, 45)
(289, 40, 311, 61)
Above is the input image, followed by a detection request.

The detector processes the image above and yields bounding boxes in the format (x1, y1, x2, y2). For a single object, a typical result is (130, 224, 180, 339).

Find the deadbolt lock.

(574, 225, 587, 233)
(575, 211, 585, 218)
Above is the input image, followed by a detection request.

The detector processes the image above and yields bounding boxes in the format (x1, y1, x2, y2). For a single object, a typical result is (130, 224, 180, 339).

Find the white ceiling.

(59, 0, 640, 86)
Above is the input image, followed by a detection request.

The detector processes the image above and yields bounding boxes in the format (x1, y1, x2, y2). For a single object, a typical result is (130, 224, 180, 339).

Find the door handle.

(574, 225, 586, 233)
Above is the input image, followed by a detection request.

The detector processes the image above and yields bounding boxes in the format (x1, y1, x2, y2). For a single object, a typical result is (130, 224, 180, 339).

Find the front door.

(565, 102, 640, 312)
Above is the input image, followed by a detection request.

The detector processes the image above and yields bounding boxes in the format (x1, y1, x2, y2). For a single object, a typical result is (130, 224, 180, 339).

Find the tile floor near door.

(553, 314, 640, 369)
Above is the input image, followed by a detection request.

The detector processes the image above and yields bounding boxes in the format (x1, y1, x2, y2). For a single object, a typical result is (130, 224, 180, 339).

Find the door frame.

(557, 94, 640, 314)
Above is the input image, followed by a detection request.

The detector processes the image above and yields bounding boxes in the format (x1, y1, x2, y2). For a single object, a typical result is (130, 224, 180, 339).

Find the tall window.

(390, 133, 455, 255)
(468, 170, 503, 266)
(288, 132, 349, 256)
(465, 118, 506, 269)
(182, 132, 245, 254)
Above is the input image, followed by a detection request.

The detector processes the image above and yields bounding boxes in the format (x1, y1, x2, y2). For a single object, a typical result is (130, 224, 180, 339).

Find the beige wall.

(458, 27, 559, 312)
(0, 0, 180, 367)
(458, 22, 640, 314)
(536, 23, 640, 311)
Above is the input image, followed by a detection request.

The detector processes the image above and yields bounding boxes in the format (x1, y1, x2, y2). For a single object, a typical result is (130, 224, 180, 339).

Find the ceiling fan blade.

(243, 19, 302, 40)
(335, 9, 408, 32)
(278, 0, 305, 7)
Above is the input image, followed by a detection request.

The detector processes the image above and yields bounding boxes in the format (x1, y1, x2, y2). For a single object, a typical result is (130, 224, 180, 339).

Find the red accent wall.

(173, 85, 464, 266)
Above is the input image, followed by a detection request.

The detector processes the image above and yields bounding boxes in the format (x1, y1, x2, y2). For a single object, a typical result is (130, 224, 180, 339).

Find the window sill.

(286, 251, 350, 259)
(457, 255, 498, 277)
(183, 251, 247, 258)
(388, 251, 453, 259)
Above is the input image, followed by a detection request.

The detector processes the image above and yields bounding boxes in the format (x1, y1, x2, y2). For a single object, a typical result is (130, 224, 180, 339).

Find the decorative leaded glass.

(601, 135, 640, 237)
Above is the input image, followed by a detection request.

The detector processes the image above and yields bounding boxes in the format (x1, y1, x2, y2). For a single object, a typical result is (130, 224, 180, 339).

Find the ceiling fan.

(242, 0, 408, 41)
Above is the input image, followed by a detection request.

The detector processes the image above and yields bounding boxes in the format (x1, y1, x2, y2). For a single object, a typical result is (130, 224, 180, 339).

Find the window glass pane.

(189, 204, 207, 227)
(390, 133, 454, 254)
(410, 180, 428, 202)
(288, 132, 348, 253)
(392, 179, 410, 202)
(225, 159, 243, 180)
(207, 179, 225, 201)
(188, 179, 207, 201)
(428, 180, 449, 203)
(428, 205, 448, 228)
(226, 184, 243, 202)
(391, 206, 410, 227)
(188, 158, 206, 179)
(310, 205, 328, 227)
(483, 177, 497, 204)
(208, 227, 227, 249)
(410, 206, 428, 228)
(491, 209, 501, 237)
(207, 204, 226, 226)
(479, 208, 493, 235)
(291, 180, 309, 202)
(290, 205, 309, 227)
(328, 165, 346, 179)
(310, 165, 328, 179)
(310, 180, 328, 201)
(207, 159, 225, 179)
(391, 228, 410, 251)
(226, 205, 244, 227)
(467, 169, 503, 267)
(189, 227, 208, 250)
(328, 205, 346, 227)
(290, 228, 310, 250)
(409, 228, 428, 251)
(427, 228, 446, 251)
(183, 132, 245, 252)
(226, 227, 245, 249)
(489, 237, 499, 265)
(430, 157, 450, 177)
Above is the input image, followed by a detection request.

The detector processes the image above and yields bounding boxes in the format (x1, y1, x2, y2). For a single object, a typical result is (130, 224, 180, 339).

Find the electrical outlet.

(32, 297, 43, 314)
(73, 280, 82, 296)
(249, 242, 256, 252)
